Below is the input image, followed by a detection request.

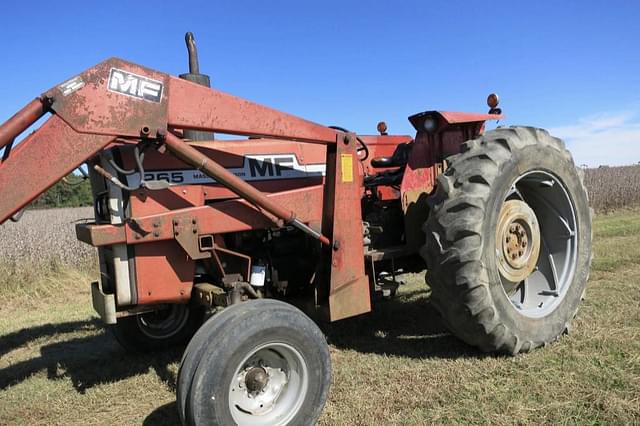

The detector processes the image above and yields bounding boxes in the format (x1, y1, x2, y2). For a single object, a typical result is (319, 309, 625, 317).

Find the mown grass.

(1, 209, 639, 425)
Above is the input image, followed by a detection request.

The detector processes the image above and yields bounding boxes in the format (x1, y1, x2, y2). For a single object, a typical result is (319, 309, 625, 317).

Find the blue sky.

(1, 0, 638, 166)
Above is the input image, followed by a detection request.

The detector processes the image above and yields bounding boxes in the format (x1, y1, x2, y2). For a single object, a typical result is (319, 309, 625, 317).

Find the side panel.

(135, 240, 194, 304)
(121, 140, 328, 306)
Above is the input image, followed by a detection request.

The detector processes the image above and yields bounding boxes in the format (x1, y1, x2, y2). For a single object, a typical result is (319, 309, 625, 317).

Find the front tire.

(423, 126, 592, 354)
(179, 299, 331, 426)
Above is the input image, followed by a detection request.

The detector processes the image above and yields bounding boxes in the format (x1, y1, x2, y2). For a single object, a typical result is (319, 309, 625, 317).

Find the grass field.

(1, 208, 639, 425)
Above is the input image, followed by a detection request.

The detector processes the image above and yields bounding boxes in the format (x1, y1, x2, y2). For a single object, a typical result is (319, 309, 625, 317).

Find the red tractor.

(0, 34, 592, 425)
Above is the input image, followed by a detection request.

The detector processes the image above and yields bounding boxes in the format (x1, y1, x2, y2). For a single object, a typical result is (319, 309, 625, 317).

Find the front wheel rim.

(496, 170, 578, 318)
(228, 342, 309, 426)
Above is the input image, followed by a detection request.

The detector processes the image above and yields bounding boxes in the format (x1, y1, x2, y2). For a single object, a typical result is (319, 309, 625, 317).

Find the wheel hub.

(245, 367, 269, 394)
(232, 361, 288, 416)
(496, 199, 541, 283)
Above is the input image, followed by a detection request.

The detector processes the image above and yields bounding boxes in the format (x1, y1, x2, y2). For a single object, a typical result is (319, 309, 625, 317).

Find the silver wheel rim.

(228, 342, 309, 426)
(497, 170, 578, 318)
(136, 304, 189, 339)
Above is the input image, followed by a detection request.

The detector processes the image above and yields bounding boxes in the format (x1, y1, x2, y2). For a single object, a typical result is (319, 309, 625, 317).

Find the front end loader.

(0, 34, 592, 425)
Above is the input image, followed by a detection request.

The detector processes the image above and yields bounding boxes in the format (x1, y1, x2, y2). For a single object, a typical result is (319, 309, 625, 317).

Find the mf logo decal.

(126, 154, 326, 186)
(108, 68, 163, 103)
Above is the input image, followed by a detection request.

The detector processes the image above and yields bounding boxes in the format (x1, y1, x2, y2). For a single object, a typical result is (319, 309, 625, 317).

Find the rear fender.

(400, 110, 502, 249)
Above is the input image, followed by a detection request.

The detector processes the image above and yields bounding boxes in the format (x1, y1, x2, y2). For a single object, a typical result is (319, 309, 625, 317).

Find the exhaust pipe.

(179, 32, 215, 141)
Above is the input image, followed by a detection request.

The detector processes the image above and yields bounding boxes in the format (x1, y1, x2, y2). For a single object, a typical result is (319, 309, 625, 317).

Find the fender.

(400, 110, 503, 250)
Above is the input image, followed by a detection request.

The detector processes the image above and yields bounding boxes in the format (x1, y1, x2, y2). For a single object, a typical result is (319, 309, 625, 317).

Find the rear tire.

(178, 299, 331, 426)
(112, 304, 202, 353)
(422, 126, 592, 354)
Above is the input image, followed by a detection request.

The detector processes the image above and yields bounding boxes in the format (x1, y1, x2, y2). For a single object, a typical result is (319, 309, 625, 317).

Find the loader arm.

(0, 58, 341, 225)
(0, 57, 370, 321)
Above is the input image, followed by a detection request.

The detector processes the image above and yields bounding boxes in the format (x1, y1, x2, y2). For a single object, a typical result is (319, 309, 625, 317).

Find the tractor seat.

(363, 168, 404, 187)
(370, 142, 413, 168)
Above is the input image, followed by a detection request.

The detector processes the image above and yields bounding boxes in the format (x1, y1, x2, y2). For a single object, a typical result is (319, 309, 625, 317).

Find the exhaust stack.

(179, 32, 215, 141)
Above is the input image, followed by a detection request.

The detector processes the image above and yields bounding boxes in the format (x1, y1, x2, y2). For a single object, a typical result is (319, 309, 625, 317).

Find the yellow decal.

(341, 154, 353, 183)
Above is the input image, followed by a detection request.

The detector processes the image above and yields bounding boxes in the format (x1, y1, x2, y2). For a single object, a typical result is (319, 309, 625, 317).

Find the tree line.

(31, 175, 93, 209)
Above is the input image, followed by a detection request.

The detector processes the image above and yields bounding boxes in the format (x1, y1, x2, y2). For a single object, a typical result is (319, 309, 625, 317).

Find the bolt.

(511, 253, 517, 260)
(519, 250, 523, 256)
(506, 236, 510, 243)
(42, 95, 55, 106)
(343, 135, 350, 145)
(153, 222, 159, 228)
(173, 220, 179, 226)
(153, 231, 160, 237)
(522, 241, 527, 248)
(192, 228, 197, 234)
(175, 231, 180, 236)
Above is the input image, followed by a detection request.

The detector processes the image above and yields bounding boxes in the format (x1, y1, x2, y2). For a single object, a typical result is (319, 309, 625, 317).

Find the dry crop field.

(1, 206, 640, 425)
(585, 164, 640, 211)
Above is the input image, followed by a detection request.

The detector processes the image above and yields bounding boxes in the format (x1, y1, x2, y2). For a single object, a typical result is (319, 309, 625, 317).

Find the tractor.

(0, 33, 592, 425)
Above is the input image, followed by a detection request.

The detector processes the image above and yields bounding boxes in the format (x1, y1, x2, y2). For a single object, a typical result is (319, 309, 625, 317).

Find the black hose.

(108, 145, 148, 175)
(329, 126, 369, 160)
(101, 141, 151, 191)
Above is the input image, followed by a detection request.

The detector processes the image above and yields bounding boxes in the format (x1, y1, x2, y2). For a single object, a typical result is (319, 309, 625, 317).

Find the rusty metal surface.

(399, 119, 488, 251)
(0, 55, 506, 317)
(167, 76, 339, 143)
(162, 132, 333, 247)
(0, 98, 46, 150)
(173, 216, 211, 260)
(193, 283, 227, 307)
(76, 222, 126, 246)
(323, 134, 371, 321)
(399, 133, 436, 251)
(0, 116, 114, 224)
(46, 58, 170, 138)
(164, 131, 298, 225)
(135, 239, 194, 305)
(496, 199, 541, 283)
(78, 185, 324, 248)
(437, 111, 503, 124)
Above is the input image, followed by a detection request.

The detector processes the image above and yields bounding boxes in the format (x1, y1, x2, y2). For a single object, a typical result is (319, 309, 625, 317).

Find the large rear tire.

(422, 126, 592, 354)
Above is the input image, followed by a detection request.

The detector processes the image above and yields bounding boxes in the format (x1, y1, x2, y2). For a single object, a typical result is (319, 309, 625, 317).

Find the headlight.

(423, 116, 438, 133)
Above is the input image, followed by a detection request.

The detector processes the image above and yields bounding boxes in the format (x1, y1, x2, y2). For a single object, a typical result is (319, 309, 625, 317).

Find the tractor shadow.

(0, 318, 182, 395)
(144, 402, 181, 426)
(324, 287, 487, 360)
(0, 284, 486, 426)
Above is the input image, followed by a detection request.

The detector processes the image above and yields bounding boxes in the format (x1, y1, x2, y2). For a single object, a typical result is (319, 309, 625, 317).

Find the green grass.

(1, 210, 640, 425)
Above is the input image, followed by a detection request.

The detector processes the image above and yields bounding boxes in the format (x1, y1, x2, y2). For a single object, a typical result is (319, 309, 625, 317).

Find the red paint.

(0, 57, 500, 322)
